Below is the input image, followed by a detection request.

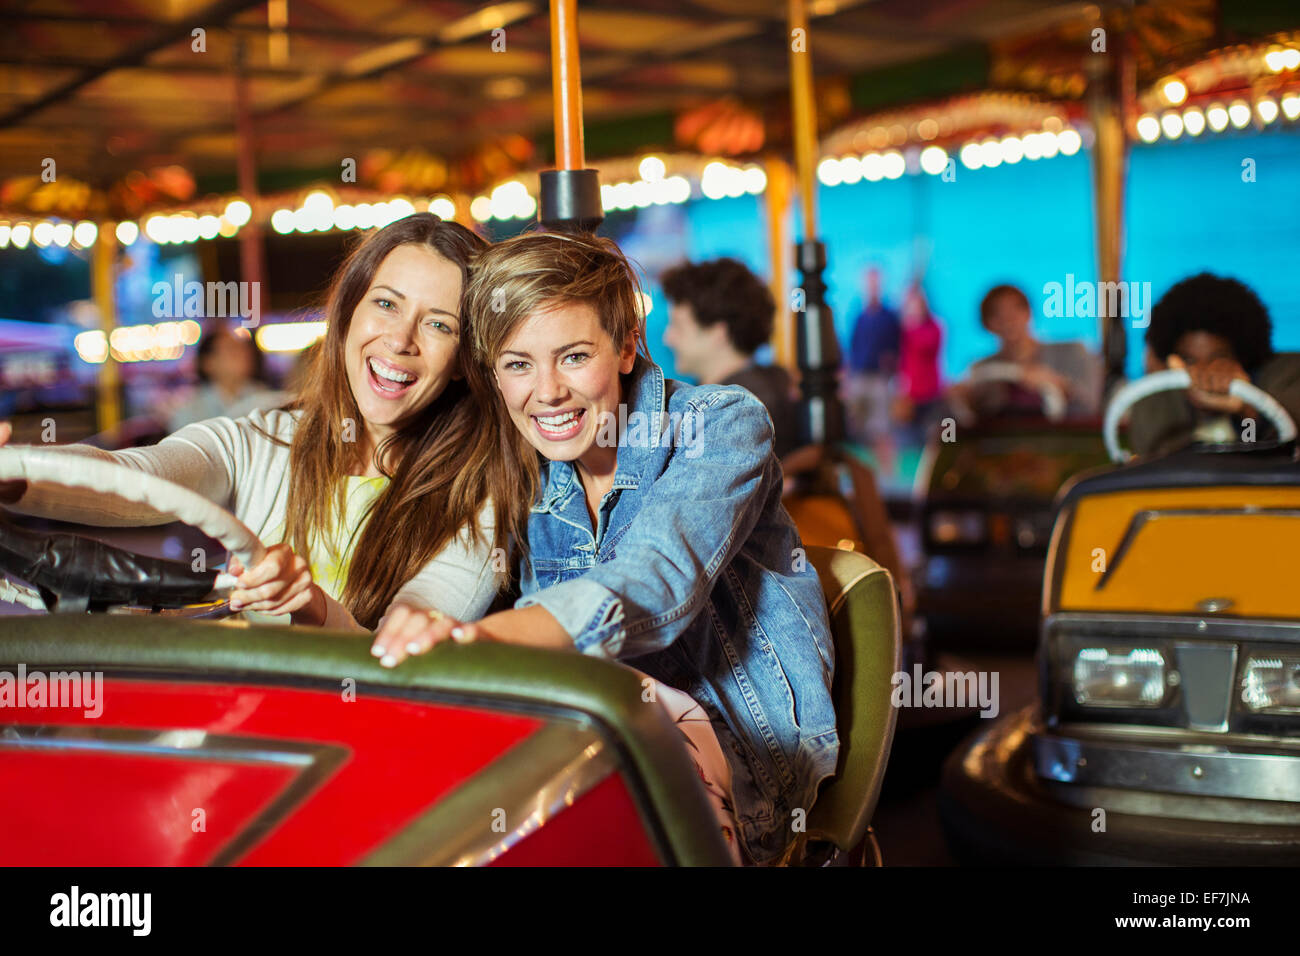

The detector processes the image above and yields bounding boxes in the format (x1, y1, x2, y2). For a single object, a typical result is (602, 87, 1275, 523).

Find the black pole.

(538, 168, 603, 233)
(794, 238, 846, 446)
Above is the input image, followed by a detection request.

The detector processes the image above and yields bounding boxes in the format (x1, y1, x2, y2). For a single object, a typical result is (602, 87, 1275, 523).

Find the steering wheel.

(0, 446, 267, 609)
(957, 361, 1068, 423)
(1103, 367, 1299, 463)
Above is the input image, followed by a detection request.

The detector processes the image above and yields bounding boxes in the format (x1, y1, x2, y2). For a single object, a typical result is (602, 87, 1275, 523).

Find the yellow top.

(245, 475, 388, 624)
(307, 475, 390, 601)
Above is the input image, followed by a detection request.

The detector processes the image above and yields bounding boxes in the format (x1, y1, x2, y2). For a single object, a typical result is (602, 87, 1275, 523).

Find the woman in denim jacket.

(373, 232, 839, 864)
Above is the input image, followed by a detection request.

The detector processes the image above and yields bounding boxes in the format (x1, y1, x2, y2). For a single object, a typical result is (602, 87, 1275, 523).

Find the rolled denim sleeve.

(516, 575, 627, 654)
(516, 387, 777, 659)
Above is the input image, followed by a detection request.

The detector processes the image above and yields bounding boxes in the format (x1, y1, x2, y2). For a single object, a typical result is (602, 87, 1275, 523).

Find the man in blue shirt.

(845, 266, 900, 475)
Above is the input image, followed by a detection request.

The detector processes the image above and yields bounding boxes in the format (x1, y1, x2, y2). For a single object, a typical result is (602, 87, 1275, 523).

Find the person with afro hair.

(1129, 272, 1300, 456)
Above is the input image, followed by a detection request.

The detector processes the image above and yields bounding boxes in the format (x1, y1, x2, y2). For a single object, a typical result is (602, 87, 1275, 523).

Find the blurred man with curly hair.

(662, 257, 799, 459)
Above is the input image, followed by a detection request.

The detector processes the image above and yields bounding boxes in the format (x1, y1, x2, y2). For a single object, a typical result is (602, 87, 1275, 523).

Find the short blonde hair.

(464, 231, 650, 369)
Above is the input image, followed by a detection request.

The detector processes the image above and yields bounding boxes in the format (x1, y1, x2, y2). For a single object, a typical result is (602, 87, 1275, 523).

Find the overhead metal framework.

(0, 0, 1141, 201)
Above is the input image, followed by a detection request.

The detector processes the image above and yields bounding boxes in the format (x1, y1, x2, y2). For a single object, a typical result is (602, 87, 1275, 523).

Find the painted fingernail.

(452, 627, 473, 643)
(370, 644, 384, 658)
(380, 654, 397, 668)
(405, 641, 421, 654)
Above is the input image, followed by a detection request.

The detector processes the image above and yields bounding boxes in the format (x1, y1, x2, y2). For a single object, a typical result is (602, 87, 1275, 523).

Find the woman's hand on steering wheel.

(0, 423, 27, 505)
(371, 603, 478, 668)
(227, 543, 323, 621)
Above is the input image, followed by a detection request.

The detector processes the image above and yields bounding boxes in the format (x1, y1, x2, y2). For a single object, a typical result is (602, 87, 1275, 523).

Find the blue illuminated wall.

(1124, 131, 1300, 372)
(634, 129, 1300, 382)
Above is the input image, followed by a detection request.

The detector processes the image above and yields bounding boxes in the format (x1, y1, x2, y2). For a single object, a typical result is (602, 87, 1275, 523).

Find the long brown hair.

(284, 213, 521, 628)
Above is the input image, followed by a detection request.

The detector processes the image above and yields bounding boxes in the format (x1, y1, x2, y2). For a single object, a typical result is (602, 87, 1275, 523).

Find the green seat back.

(805, 545, 902, 851)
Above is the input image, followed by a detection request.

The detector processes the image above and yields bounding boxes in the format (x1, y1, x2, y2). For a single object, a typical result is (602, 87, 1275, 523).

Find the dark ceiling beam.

(0, 53, 549, 89)
(0, 0, 880, 38)
(0, 9, 453, 45)
(0, 0, 269, 129)
(243, 4, 545, 120)
(0, 53, 311, 77)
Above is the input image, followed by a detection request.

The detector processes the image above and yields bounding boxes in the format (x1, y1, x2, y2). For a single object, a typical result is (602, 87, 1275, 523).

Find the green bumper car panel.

(805, 545, 902, 853)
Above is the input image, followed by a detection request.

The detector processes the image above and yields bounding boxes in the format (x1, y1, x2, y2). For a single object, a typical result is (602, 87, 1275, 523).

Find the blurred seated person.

(1129, 273, 1300, 457)
(662, 259, 914, 623)
(951, 284, 1102, 421)
(662, 258, 798, 459)
(168, 325, 289, 432)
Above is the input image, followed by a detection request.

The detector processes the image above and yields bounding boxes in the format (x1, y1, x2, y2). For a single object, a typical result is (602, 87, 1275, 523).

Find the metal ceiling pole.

(234, 37, 267, 329)
(790, 1, 818, 241)
(539, 0, 602, 232)
(551, 0, 583, 173)
(788, 0, 844, 446)
(765, 156, 794, 371)
(91, 230, 121, 435)
(1088, 20, 1133, 393)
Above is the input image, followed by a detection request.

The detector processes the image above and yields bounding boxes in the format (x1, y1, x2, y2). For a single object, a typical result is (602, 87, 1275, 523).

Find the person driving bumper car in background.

(1128, 272, 1300, 457)
(949, 284, 1103, 423)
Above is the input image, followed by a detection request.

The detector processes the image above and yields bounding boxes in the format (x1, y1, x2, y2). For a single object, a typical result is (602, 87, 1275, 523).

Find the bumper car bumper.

(939, 705, 1300, 865)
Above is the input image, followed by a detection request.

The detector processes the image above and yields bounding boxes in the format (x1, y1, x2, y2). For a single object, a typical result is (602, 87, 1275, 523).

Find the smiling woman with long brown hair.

(281, 213, 517, 629)
(0, 214, 521, 634)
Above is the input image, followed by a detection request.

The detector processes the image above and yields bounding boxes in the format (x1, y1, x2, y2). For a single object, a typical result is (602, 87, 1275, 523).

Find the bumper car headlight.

(1072, 646, 1171, 708)
(928, 510, 986, 545)
(1240, 655, 1300, 714)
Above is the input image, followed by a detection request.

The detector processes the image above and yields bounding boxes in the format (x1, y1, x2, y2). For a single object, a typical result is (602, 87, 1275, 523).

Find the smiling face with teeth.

(343, 244, 464, 454)
(494, 301, 638, 475)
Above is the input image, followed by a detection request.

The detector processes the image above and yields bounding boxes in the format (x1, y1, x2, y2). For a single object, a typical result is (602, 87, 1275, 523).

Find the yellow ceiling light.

(1160, 77, 1187, 106)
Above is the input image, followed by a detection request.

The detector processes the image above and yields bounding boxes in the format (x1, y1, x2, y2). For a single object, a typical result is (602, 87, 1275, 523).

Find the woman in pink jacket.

(894, 284, 944, 445)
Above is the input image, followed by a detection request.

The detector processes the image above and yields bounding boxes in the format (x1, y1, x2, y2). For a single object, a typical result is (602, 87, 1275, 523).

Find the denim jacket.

(515, 360, 839, 862)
